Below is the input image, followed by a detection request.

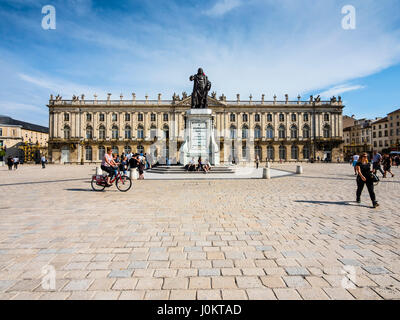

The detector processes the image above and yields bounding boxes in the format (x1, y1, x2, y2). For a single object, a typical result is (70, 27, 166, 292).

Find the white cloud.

(319, 84, 365, 99)
(204, 0, 243, 16)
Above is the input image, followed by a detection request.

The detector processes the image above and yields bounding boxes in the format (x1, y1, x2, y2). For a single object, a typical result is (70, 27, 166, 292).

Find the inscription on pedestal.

(191, 122, 207, 152)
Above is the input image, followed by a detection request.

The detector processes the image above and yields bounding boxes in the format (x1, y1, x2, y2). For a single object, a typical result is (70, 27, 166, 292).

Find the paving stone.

(144, 290, 170, 300)
(236, 276, 263, 289)
(119, 291, 145, 300)
(362, 266, 390, 275)
(297, 288, 330, 300)
(108, 270, 133, 278)
(163, 278, 188, 290)
(246, 288, 276, 300)
(221, 289, 248, 300)
(285, 267, 310, 276)
(211, 277, 237, 289)
(323, 288, 355, 300)
(112, 279, 138, 291)
(170, 290, 197, 300)
(88, 279, 116, 291)
(189, 277, 211, 290)
(63, 279, 92, 291)
(136, 278, 163, 290)
(92, 291, 121, 300)
(273, 288, 302, 300)
(197, 289, 222, 300)
(199, 269, 220, 277)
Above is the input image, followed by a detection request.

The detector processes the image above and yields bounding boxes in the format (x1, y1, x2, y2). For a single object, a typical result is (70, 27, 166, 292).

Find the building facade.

(372, 117, 390, 153)
(387, 108, 400, 150)
(342, 118, 372, 160)
(47, 94, 345, 164)
(0, 115, 49, 163)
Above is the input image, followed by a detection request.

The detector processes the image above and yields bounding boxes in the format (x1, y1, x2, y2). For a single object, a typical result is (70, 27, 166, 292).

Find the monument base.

(179, 109, 220, 166)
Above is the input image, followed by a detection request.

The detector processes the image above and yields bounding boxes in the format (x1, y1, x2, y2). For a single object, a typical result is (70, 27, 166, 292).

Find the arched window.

(290, 125, 298, 139)
(64, 125, 71, 139)
(137, 145, 144, 154)
(125, 126, 132, 139)
(303, 145, 310, 159)
(291, 114, 297, 122)
(267, 114, 273, 122)
(254, 126, 261, 139)
(278, 125, 286, 139)
(242, 142, 248, 159)
(112, 146, 119, 155)
(323, 124, 331, 138)
(279, 145, 286, 160)
(324, 114, 330, 122)
(255, 114, 260, 122)
(291, 145, 298, 160)
(266, 125, 274, 139)
(86, 126, 93, 139)
(85, 146, 92, 161)
(124, 145, 132, 154)
(150, 125, 157, 139)
(279, 113, 285, 122)
(98, 146, 105, 160)
(230, 113, 236, 122)
(112, 126, 119, 139)
(242, 114, 248, 122)
(163, 125, 169, 139)
(267, 145, 274, 160)
(255, 145, 262, 160)
(242, 126, 248, 139)
(303, 125, 310, 139)
(137, 126, 144, 139)
(99, 125, 106, 140)
(230, 126, 236, 139)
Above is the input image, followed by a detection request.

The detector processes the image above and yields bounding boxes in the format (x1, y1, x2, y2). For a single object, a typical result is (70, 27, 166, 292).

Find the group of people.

(101, 148, 149, 185)
(6, 156, 19, 170)
(185, 157, 212, 173)
(352, 151, 399, 208)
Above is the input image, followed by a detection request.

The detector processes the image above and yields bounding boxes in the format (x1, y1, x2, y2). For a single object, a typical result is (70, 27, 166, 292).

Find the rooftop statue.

(190, 68, 211, 109)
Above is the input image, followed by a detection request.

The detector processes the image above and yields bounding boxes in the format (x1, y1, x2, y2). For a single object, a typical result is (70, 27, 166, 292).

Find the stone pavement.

(0, 163, 399, 300)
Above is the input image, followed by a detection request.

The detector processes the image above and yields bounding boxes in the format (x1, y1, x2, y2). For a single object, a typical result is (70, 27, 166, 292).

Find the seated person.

(198, 157, 205, 172)
(188, 158, 196, 171)
(204, 159, 211, 172)
(101, 148, 118, 185)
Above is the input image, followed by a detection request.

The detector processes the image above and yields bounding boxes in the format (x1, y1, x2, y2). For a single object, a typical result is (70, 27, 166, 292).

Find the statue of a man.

(190, 68, 211, 109)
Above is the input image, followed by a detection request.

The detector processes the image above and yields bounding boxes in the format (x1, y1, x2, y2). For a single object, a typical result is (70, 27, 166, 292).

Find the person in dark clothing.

(382, 154, 394, 178)
(7, 156, 13, 170)
(355, 153, 379, 208)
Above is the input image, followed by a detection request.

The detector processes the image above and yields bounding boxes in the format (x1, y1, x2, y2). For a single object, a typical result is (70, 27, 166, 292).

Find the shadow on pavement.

(0, 178, 90, 187)
(295, 200, 371, 208)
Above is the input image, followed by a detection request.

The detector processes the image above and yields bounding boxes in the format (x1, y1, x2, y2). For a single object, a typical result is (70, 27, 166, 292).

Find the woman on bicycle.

(355, 153, 379, 208)
(101, 148, 117, 186)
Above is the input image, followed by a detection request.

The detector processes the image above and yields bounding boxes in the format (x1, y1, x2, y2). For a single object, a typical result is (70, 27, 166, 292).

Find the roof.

(0, 115, 49, 133)
(388, 108, 400, 115)
(371, 117, 388, 125)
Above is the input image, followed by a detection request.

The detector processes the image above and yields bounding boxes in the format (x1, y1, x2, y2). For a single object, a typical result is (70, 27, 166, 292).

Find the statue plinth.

(179, 109, 220, 166)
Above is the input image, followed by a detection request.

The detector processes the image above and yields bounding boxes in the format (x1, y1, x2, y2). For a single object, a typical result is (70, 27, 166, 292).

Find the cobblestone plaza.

(0, 163, 399, 300)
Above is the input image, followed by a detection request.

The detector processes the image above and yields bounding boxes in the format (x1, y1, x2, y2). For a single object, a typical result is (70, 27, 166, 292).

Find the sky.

(0, 0, 400, 126)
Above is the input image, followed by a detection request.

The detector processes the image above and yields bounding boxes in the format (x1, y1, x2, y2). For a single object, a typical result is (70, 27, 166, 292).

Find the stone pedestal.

(179, 109, 220, 166)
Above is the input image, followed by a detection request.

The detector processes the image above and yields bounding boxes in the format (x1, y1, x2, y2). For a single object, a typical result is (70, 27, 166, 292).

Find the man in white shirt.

(352, 154, 359, 175)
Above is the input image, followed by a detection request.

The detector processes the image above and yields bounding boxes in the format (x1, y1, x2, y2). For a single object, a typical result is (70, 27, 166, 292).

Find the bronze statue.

(190, 68, 211, 109)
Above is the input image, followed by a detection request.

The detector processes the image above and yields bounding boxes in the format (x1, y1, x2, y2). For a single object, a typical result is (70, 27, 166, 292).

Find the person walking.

(138, 154, 145, 180)
(352, 154, 359, 175)
(41, 155, 46, 169)
(372, 151, 384, 177)
(7, 156, 13, 170)
(255, 155, 259, 169)
(13, 156, 19, 170)
(355, 153, 379, 208)
(382, 154, 394, 178)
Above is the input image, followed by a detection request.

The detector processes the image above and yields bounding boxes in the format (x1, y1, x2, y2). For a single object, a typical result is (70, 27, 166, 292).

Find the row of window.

(85, 145, 145, 161)
(64, 113, 169, 122)
(228, 113, 330, 123)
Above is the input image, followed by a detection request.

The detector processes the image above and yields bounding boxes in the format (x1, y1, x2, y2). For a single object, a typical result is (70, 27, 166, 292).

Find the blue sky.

(0, 0, 400, 126)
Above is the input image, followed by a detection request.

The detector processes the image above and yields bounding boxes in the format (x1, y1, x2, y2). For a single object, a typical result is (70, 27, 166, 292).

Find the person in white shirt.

(41, 155, 46, 169)
(13, 156, 19, 170)
(352, 154, 359, 175)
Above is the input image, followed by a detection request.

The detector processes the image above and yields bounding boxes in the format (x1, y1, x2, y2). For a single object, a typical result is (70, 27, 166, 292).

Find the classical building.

(0, 115, 49, 163)
(372, 117, 390, 152)
(342, 118, 372, 160)
(47, 93, 345, 164)
(387, 108, 400, 150)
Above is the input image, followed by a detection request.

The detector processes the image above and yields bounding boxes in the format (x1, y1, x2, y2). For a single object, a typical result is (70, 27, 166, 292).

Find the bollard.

(296, 165, 303, 174)
(96, 166, 102, 176)
(267, 161, 271, 168)
(263, 167, 271, 179)
(130, 168, 138, 180)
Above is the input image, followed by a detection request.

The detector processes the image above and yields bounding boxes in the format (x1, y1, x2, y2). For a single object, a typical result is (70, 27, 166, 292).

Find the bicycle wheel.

(116, 176, 132, 192)
(91, 178, 106, 192)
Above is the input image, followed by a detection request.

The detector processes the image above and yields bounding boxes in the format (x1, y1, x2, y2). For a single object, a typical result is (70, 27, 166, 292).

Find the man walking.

(13, 156, 19, 170)
(372, 151, 384, 177)
(41, 154, 46, 169)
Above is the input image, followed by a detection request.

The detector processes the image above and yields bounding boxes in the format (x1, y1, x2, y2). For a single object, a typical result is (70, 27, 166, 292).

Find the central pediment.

(174, 95, 227, 107)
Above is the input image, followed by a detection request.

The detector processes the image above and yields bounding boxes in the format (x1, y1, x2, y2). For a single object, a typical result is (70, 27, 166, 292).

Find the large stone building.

(0, 115, 49, 163)
(388, 108, 400, 150)
(343, 118, 372, 160)
(47, 93, 345, 164)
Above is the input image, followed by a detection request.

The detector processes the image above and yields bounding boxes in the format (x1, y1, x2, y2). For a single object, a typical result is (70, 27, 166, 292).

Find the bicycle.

(91, 168, 132, 192)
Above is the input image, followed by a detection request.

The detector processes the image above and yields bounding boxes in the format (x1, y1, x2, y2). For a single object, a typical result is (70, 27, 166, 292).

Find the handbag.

(370, 173, 380, 183)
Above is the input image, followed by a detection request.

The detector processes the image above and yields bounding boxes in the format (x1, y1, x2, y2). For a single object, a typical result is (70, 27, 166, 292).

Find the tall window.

(255, 114, 260, 122)
(303, 125, 310, 139)
(279, 113, 284, 122)
(86, 126, 93, 139)
(242, 126, 248, 139)
(278, 125, 286, 139)
(267, 114, 273, 122)
(64, 113, 69, 121)
(303, 145, 310, 159)
(98, 146, 105, 160)
(112, 146, 119, 155)
(230, 113, 236, 122)
(112, 126, 119, 139)
(137, 145, 144, 154)
(242, 142, 247, 159)
(150, 126, 157, 139)
(86, 114, 92, 122)
(138, 113, 143, 122)
(0, 128, 2, 136)
(266, 125, 274, 139)
(112, 114, 118, 122)
(279, 145, 286, 160)
(255, 145, 262, 160)
(99, 113, 105, 122)
(323, 125, 331, 138)
(230, 126, 236, 139)
(290, 125, 298, 139)
(151, 113, 156, 122)
(291, 114, 297, 122)
(242, 114, 248, 122)
(267, 145, 274, 160)
(125, 126, 132, 139)
(64, 125, 71, 139)
(254, 126, 261, 139)
(324, 114, 330, 122)
(291, 145, 298, 160)
(163, 125, 169, 139)
(85, 146, 92, 161)
(99, 126, 106, 140)
(125, 113, 130, 122)
(303, 113, 309, 122)
(163, 113, 169, 122)
(137, 126, 144, 139)
(124, 146, 132, 154)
